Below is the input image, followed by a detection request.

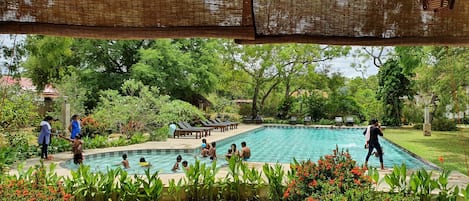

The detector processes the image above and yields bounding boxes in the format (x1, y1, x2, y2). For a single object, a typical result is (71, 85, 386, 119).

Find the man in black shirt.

(365, 119, 384, 169)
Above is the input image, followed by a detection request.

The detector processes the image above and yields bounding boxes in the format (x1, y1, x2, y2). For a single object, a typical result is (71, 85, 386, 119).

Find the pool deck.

(9, 124, 469, 191)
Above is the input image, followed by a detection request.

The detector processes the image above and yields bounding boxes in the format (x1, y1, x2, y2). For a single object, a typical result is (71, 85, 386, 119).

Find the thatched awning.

(1, 0, 469, 45)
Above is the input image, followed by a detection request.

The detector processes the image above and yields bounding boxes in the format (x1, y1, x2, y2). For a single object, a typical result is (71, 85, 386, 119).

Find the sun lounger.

(174, 128, 201, 139)
(201, 120, 228, 132)
(289, 116, 297, 125)
(345, 116, 354, 126)
(215, 118, 239, 129)
(335, 116, 343, 126)
(178, 122, 212, 137)
(181, 122, 213, 136)
(304, 116, 312, 125)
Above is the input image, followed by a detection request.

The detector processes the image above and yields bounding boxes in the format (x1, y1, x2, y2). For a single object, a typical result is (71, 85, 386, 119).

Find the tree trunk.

(251, 83, 260, 119)
(429, 94, 438, 124)
(259, 81, 280, 114)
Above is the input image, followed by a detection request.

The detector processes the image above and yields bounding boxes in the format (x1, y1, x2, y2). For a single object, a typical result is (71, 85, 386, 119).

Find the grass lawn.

(384, 127, 469, 176)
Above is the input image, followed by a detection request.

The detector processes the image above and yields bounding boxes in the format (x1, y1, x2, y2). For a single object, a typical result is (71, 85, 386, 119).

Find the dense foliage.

(1, 148, 467, 201)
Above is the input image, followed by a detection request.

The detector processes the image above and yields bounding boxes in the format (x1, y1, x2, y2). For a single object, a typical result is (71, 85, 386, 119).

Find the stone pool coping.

(9, 124, 469, 191)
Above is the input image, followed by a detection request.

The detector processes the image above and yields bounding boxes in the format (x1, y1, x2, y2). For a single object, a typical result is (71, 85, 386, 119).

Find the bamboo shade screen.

(1, 0, 469, 45)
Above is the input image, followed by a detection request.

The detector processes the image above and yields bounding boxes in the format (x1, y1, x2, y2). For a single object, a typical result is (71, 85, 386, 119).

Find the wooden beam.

(235, 35, 469, 46)
(0, 22, 256, 40)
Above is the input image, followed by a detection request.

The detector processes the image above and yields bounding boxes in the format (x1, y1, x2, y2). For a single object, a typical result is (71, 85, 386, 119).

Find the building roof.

(1, 0, 468, 45)
(0, 76, 59, 98)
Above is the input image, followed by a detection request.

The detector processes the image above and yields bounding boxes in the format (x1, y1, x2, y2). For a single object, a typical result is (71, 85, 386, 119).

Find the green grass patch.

(384, 127, 469, 176)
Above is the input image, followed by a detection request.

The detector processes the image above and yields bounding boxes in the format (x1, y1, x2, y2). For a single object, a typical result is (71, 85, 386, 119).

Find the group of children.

(119, 154, 153, 169)
(171, 155, 189, 171)
(200, 138, 217, 160)
(200, 138, 251, 161)
(118, 153, 189, 172)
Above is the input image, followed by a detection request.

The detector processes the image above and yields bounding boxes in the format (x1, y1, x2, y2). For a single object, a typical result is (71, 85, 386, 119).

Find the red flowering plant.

(284, 146, 373, 200)
(0, 162, 73, 201)
(80, 115, 104, 137)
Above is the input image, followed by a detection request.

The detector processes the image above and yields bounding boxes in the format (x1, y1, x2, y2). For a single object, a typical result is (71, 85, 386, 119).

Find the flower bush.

(80, 115, 103, 137)
(284, 146, 373, 200)
(0, 162, 73, 201)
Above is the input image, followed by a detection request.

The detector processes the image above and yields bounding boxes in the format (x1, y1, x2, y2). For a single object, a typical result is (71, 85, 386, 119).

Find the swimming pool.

(61, 126, 436, 174)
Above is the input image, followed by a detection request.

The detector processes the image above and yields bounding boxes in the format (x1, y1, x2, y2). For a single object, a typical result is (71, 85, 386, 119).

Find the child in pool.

(172, 155, 182, 171)
(225, 149, 232, 159)
(182, 160, 189, 170)
(201, 138, 211, 157)
(139, 157, 151, 167)
(121, 153, 130, 169)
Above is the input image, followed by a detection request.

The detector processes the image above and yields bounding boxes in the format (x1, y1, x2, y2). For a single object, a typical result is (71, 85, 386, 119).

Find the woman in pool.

(139, 157, 151, 167)
(230, 144, 239, 156)
(172, 155, 182, 171)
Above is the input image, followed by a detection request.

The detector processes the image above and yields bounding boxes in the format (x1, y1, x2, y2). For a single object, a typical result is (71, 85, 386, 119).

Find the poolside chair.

(181, 122, 213, 136)
(335, 116, 343, 126)
(215, 118, 239, 129)
(345, 116, 354, 126)
(175, 122, 204, 139)
(201, 120, 228, 132)
(289, 116, 297, 125)
(304, 116, 312, 125)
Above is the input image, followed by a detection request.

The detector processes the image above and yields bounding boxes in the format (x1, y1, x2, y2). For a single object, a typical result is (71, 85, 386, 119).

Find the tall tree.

(223, 43, 282, 118)
(23, 36, 76, 90)
(275, 45, 349, 118)
(377, 58, 414, 126)
(131, 39, 221, 104)
(416, 47, 469, 123)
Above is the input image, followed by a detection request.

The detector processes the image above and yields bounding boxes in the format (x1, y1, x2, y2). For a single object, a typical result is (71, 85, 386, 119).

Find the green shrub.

(156, 100, 205, 125)
(0, 147, 16, 173)
(129, 132, 147, 144)
(83, 135, 109, 149)
(432, 118, 457, 131)
(318, 118, 334, 125)
(109, 137, 128, 147)
(238, 103, 252, 117)
(150, 125, 169, 141)
(413, 123, 423, 130)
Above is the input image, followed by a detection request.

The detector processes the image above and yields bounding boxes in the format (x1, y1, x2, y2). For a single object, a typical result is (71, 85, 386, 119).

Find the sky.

(326, 53, 379, 78)
(1, 35, 381, 78)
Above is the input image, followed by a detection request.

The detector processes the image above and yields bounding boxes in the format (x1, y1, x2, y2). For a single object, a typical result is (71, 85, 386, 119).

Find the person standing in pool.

(209, 142, 217, 160)
(121, 153, 130, 168)
(365, 119, 385, 169)
(72, 134, 84, 164)
(240, 141, 251, 161)
(172, 155, 182, 171)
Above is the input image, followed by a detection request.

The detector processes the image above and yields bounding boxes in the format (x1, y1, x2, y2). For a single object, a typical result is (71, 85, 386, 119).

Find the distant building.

(0, 76, 59, 115)
(233, 99, 252, 105)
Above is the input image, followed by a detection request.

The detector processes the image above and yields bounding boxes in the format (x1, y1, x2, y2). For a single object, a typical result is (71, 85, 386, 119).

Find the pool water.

(215, 127, 434, 169)
(62, 126, 435, 174)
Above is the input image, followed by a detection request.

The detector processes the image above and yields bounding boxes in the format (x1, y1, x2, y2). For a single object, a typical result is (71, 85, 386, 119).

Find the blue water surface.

(62, 127, 435, 174)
